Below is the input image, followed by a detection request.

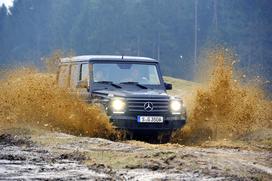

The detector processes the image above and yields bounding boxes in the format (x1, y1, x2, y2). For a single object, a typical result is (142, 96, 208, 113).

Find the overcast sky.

(0, 0, 13, 8)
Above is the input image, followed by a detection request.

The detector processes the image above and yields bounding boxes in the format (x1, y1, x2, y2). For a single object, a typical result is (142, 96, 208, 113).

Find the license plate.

(137, 116, 164, 123)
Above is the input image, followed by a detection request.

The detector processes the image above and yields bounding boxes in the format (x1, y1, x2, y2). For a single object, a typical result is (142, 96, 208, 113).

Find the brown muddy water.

(172, 49, 272, 144)
(0, 67, 116, 139)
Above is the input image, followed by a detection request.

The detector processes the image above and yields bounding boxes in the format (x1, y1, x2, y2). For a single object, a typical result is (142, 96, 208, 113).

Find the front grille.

(127, 97, 169, 113)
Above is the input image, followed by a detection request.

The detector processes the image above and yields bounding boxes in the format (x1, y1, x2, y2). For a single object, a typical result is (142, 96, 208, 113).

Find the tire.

(158, 131, 172, 144)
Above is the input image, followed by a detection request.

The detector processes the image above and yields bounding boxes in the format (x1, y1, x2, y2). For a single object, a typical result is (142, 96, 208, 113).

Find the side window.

(70, 64, 79, 89)
(149, 66, 160, 84)
(58, 65, 69, 87)
(80, 64, 89, 82)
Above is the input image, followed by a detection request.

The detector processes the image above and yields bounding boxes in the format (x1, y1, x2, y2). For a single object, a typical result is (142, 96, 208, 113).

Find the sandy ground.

(0, 131, 271, 181)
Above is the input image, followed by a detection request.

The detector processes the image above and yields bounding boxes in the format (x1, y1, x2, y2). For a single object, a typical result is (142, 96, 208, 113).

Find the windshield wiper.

(119, 81, 148, 89)
(96, 81, 122, 88)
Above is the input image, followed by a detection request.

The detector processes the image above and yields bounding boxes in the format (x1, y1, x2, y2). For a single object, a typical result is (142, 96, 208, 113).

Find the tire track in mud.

(1, 132, 271, 180)
(239, 160, 272, 175)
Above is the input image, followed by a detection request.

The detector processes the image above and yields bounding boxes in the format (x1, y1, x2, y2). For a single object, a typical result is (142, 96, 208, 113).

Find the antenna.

(121, 54, 124, 60)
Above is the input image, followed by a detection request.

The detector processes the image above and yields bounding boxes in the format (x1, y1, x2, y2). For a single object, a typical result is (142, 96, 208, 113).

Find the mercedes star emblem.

(144, 102, 153, 112)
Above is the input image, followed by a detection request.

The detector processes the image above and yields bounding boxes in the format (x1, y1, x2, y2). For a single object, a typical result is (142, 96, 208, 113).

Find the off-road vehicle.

(57, 55, 186, 142)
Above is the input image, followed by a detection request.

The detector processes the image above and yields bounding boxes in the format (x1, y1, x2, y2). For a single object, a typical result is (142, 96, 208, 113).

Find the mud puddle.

(0, 131, 271, 180)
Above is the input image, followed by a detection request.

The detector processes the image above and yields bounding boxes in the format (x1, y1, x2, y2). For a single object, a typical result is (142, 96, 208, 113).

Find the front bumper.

(109, 114, 186, 131)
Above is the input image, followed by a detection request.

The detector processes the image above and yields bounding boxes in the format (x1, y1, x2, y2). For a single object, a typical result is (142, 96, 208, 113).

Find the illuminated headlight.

(170, 100, 182, 114)
(111, 98, 126, 114)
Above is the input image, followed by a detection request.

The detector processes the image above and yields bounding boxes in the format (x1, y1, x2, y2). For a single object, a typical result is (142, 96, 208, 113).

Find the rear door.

(77, 63, 91, 102)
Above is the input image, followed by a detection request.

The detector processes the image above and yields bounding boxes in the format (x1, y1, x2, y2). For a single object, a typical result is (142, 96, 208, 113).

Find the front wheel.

(158, 131, 172, 144)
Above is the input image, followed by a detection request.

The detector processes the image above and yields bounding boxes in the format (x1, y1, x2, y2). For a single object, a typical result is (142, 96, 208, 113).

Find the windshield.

(93, 63, 161, 85)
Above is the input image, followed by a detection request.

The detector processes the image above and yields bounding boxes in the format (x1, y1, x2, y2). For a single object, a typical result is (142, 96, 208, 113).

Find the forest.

(0, 0, 271, 83)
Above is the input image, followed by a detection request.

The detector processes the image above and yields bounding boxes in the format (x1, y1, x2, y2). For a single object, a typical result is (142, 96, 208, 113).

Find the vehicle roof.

(60, 55, 158, 63)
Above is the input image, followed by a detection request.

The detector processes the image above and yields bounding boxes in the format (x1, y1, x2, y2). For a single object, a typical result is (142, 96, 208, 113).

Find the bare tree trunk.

(194, 0, 198, 72)
(137, 35, 140, 56)
(157, 0, 161, 61)
(152, 42, 156, 59)
(157, 31, 161, 61)
(213, 0, 218, 32)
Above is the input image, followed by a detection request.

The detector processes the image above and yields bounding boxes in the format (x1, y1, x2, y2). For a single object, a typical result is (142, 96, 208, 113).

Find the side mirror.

(76, 80, 88, 89)
(164, 82, 172, 90)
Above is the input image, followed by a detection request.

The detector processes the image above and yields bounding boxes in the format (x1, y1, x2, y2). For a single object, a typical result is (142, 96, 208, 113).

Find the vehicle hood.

(92, 89, 169, 98)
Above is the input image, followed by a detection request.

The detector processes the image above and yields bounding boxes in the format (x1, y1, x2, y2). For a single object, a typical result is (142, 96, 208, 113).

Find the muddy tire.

(158, 131, 172, 144)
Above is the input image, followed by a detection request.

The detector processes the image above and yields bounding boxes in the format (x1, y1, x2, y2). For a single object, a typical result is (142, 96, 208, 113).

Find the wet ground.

(0, 131, 271, 181)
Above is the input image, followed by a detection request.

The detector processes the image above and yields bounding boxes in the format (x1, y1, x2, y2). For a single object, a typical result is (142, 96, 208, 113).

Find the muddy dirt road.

(0, 131, 271, 181)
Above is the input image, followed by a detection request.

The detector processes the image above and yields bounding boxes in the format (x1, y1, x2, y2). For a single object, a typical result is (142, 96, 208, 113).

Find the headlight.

(170, 100, 182, 114)
(111, 98, 126, 114)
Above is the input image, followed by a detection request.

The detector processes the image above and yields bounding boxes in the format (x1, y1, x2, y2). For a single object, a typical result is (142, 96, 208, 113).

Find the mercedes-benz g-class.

(57, 55, 186, 142)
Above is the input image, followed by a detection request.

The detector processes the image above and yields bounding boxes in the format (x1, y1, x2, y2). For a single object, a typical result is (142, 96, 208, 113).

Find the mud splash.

(0, 67, 116, 139)
(173, 48, 272, 144)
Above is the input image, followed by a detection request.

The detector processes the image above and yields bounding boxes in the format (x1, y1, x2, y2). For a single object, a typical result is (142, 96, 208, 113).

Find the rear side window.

(70, 64, 79, 89)
(80, 64, 89, 81)
(58, 65, 69, 87)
